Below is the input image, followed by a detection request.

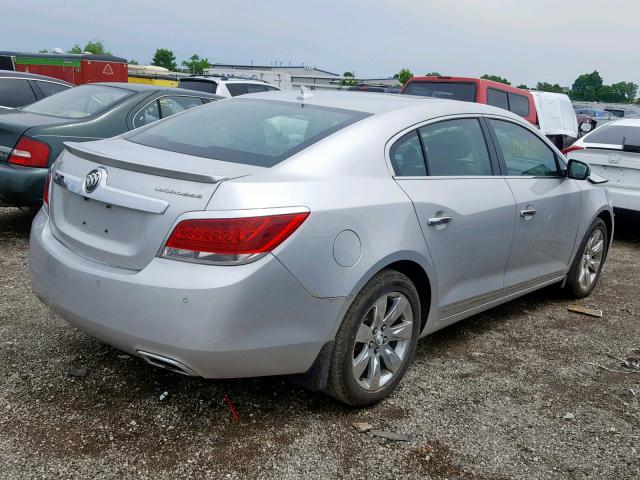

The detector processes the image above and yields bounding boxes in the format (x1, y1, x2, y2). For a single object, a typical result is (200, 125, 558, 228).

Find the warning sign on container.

(102, 64, 114, 75)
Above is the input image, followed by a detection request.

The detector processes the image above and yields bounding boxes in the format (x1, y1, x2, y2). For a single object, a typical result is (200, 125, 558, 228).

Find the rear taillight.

(43, 171, 51, 207)
(8, 136, 51, 168)
(161, 211, 309, 265)
(561, 145, 584, 156)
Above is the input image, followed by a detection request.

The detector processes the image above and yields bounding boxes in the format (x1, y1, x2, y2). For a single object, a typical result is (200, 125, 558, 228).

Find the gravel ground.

(0, 207, 638, 479)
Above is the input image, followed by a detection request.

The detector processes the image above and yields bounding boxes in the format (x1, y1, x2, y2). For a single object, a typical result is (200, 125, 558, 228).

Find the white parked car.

(564, 118, 640, 212)
(178, 76, 280, 97)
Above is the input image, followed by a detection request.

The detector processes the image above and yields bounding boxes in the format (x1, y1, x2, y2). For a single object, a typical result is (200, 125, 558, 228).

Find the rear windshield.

(127, 98, 370, 167)
(179, 80, 217, 94)
(584, 124, 640, 146)
(22, 84, 132, 118)
(402, 81, 477, 102)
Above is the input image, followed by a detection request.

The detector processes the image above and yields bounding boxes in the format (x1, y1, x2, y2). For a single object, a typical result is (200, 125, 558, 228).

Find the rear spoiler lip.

(63, 142, 226, 184)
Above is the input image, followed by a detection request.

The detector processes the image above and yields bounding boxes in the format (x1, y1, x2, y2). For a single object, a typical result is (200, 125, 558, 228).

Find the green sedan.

(0, 82, 220, 207)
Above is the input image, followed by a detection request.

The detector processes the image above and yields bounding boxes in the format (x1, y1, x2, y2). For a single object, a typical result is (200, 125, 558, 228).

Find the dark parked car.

(0, 82, 220, 207)
(0, 70, 73, 109)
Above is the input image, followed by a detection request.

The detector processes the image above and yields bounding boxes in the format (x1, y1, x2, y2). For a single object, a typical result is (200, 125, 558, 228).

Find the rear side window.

(133, 100, 160, 127)
(584, 124, 640, 146)
(487, 88, 509, 110)
(159, 96, 204, 117)
(402, 81, 477, 102)
(22, 84, 131, 118)
(33, 80, 70, 98)
(490, 119, 560, 176)
(419, 119, 493, 176)
(508, 93, 530, 116)
(245, 84, 269, 94)
(0, 78, 37, 107)
(390, 131, 426, 176)
(179, 80, 217, 94)
(226, 84, 248, 96)
(127, 98, 370, 167)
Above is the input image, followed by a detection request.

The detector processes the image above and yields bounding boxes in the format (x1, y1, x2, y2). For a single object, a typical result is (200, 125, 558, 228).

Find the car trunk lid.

(0, 110, 68, 162)
(48, 138, 263, 270)
(572, 147, 640, 188)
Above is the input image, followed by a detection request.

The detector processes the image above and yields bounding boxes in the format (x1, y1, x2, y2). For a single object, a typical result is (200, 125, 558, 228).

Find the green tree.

(182, 54, 209, 74)
(67, 40, 111, 55)
(395, 68, 414, 85)
(570, 71, 603, 101)
(425, 72, 441, 76)
(516, 84, 529, 90)
(152, 48, 177, 71)
(610, 81, 638, 103)
(340, 71, 358, 86)
(481, 74, 511, 85)
(535, 82, 564, 93)
(128, 59, 139, 65)
(38, 49, 49, 53)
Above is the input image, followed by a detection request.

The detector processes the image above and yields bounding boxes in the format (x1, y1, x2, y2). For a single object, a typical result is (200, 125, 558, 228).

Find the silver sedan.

(29, 91, 613, 405)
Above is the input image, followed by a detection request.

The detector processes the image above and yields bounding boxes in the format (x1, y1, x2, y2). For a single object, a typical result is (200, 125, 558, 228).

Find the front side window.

(22, 84, 131, 118)
(508, 93, 530, 116)
(127, 99, 370, 167)
(0, 78, 37, 107)
(390, 130, 426, 176)
(490, 119, 560, 176)
(419, 119, 493, 176)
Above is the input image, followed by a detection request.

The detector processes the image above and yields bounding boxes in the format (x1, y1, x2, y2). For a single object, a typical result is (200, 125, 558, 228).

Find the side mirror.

(567, 159, 590, 180)
(579, 121, 593, 133)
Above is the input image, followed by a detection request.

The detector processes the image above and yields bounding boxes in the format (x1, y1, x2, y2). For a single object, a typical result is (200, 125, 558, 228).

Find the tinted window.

(265, 85, 280, 91)
(419, 119, 492, 176)
(583, 124, 640, 146)
(245, 84, 269, 94)
(33, 80, 70, 98)
(179, 80, 217, 94)
(490, 119, 560, 176)
(390, 131, 426, 176)
(128, 99, 370, 167)
(0, 78, 37, 107)
(133, 100, 160, 127)
(402, 81, 477, 102)
(226, 84, 248, 96)
(22, 84, 131, 118)
(508, 92, 530, 116)
(487, 88, 509, 110)
(159, 96, 203, 118)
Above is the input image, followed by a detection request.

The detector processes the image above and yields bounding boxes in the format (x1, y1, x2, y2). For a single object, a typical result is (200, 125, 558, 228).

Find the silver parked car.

(29, 91, 613, 405)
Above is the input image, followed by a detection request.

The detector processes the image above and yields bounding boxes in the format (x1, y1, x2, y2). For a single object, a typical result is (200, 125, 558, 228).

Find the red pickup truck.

(401, 76, 538, 125)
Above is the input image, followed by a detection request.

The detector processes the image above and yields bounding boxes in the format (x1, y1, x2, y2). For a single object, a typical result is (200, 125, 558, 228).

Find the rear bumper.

(29, 210, 346, 378)
(607, 185, 640, 212)
(0, 162, 47, 207)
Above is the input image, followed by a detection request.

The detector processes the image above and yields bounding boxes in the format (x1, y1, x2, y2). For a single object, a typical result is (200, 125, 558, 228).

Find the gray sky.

(3, 0, 638, 86)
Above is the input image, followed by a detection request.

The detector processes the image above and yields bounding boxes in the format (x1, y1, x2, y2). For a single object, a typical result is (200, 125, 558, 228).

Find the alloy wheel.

(578, 229, 605, 290)
(352, 292, 413, 391)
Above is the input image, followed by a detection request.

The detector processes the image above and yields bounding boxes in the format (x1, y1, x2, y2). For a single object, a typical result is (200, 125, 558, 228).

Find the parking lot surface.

(1, 207, 638, 479)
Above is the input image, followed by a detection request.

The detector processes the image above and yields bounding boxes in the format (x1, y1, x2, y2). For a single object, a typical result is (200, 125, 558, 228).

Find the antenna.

(297, 85, 313, 103)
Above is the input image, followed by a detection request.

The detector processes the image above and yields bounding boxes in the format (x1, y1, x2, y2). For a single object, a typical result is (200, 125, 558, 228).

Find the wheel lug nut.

(369, 341, 374, 348)
(375, 348, 379, 354)
(384, 336, 388, 343)
(373, 328, 378, 334)
(382, 325, 386, 331)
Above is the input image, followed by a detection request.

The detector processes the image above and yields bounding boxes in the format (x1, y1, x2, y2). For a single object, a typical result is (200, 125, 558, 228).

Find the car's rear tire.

(565, 218, 608, 298)
(324, 269, 421, 406)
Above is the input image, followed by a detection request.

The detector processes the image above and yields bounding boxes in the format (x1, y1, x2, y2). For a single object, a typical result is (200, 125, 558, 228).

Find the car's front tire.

(565, 217, 608, 298)
(324, 269, 421, 406)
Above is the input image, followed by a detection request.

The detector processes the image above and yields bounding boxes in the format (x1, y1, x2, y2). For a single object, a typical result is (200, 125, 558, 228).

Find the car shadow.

(613, 211, 640, 243)
(0, 207, 36, 239)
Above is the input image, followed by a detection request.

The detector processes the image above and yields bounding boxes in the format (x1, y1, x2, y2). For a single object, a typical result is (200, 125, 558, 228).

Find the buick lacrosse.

(30, 91, 612, 405)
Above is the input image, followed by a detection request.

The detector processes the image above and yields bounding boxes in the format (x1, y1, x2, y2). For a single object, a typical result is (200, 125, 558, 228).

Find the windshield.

(127, 98, 370, 167)
(22, 84, 132, 118)
(402, 81, 477, 102)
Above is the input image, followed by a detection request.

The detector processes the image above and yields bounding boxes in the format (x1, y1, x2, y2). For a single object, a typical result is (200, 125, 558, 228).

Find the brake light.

(43, 171, 51, 207)
(561, 145, 584, 156)
(162, 211, 309, 265)
(8, 137, 51, 168)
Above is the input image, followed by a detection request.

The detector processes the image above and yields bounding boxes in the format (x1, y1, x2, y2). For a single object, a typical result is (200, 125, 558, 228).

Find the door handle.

(520, 208, 537, 218)
(427, 216, 453, 226)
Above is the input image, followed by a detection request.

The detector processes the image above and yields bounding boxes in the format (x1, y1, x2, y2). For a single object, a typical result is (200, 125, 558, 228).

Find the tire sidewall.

(337, 272, 421, 405)
(569, 218, 608, 297)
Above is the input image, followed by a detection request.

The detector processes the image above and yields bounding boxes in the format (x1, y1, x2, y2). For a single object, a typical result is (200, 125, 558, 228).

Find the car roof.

(600, 118, 640, 127)
(0, 69, 74, 85)
(240, 89, 524, 118)
(181, 76, 275, 86)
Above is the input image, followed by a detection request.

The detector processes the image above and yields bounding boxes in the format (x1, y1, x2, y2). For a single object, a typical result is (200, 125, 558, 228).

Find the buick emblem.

(84, 168, 105, 193)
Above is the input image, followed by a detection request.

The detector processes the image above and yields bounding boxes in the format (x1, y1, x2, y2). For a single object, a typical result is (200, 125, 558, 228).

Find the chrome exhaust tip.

(137, 351, 198, 376)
